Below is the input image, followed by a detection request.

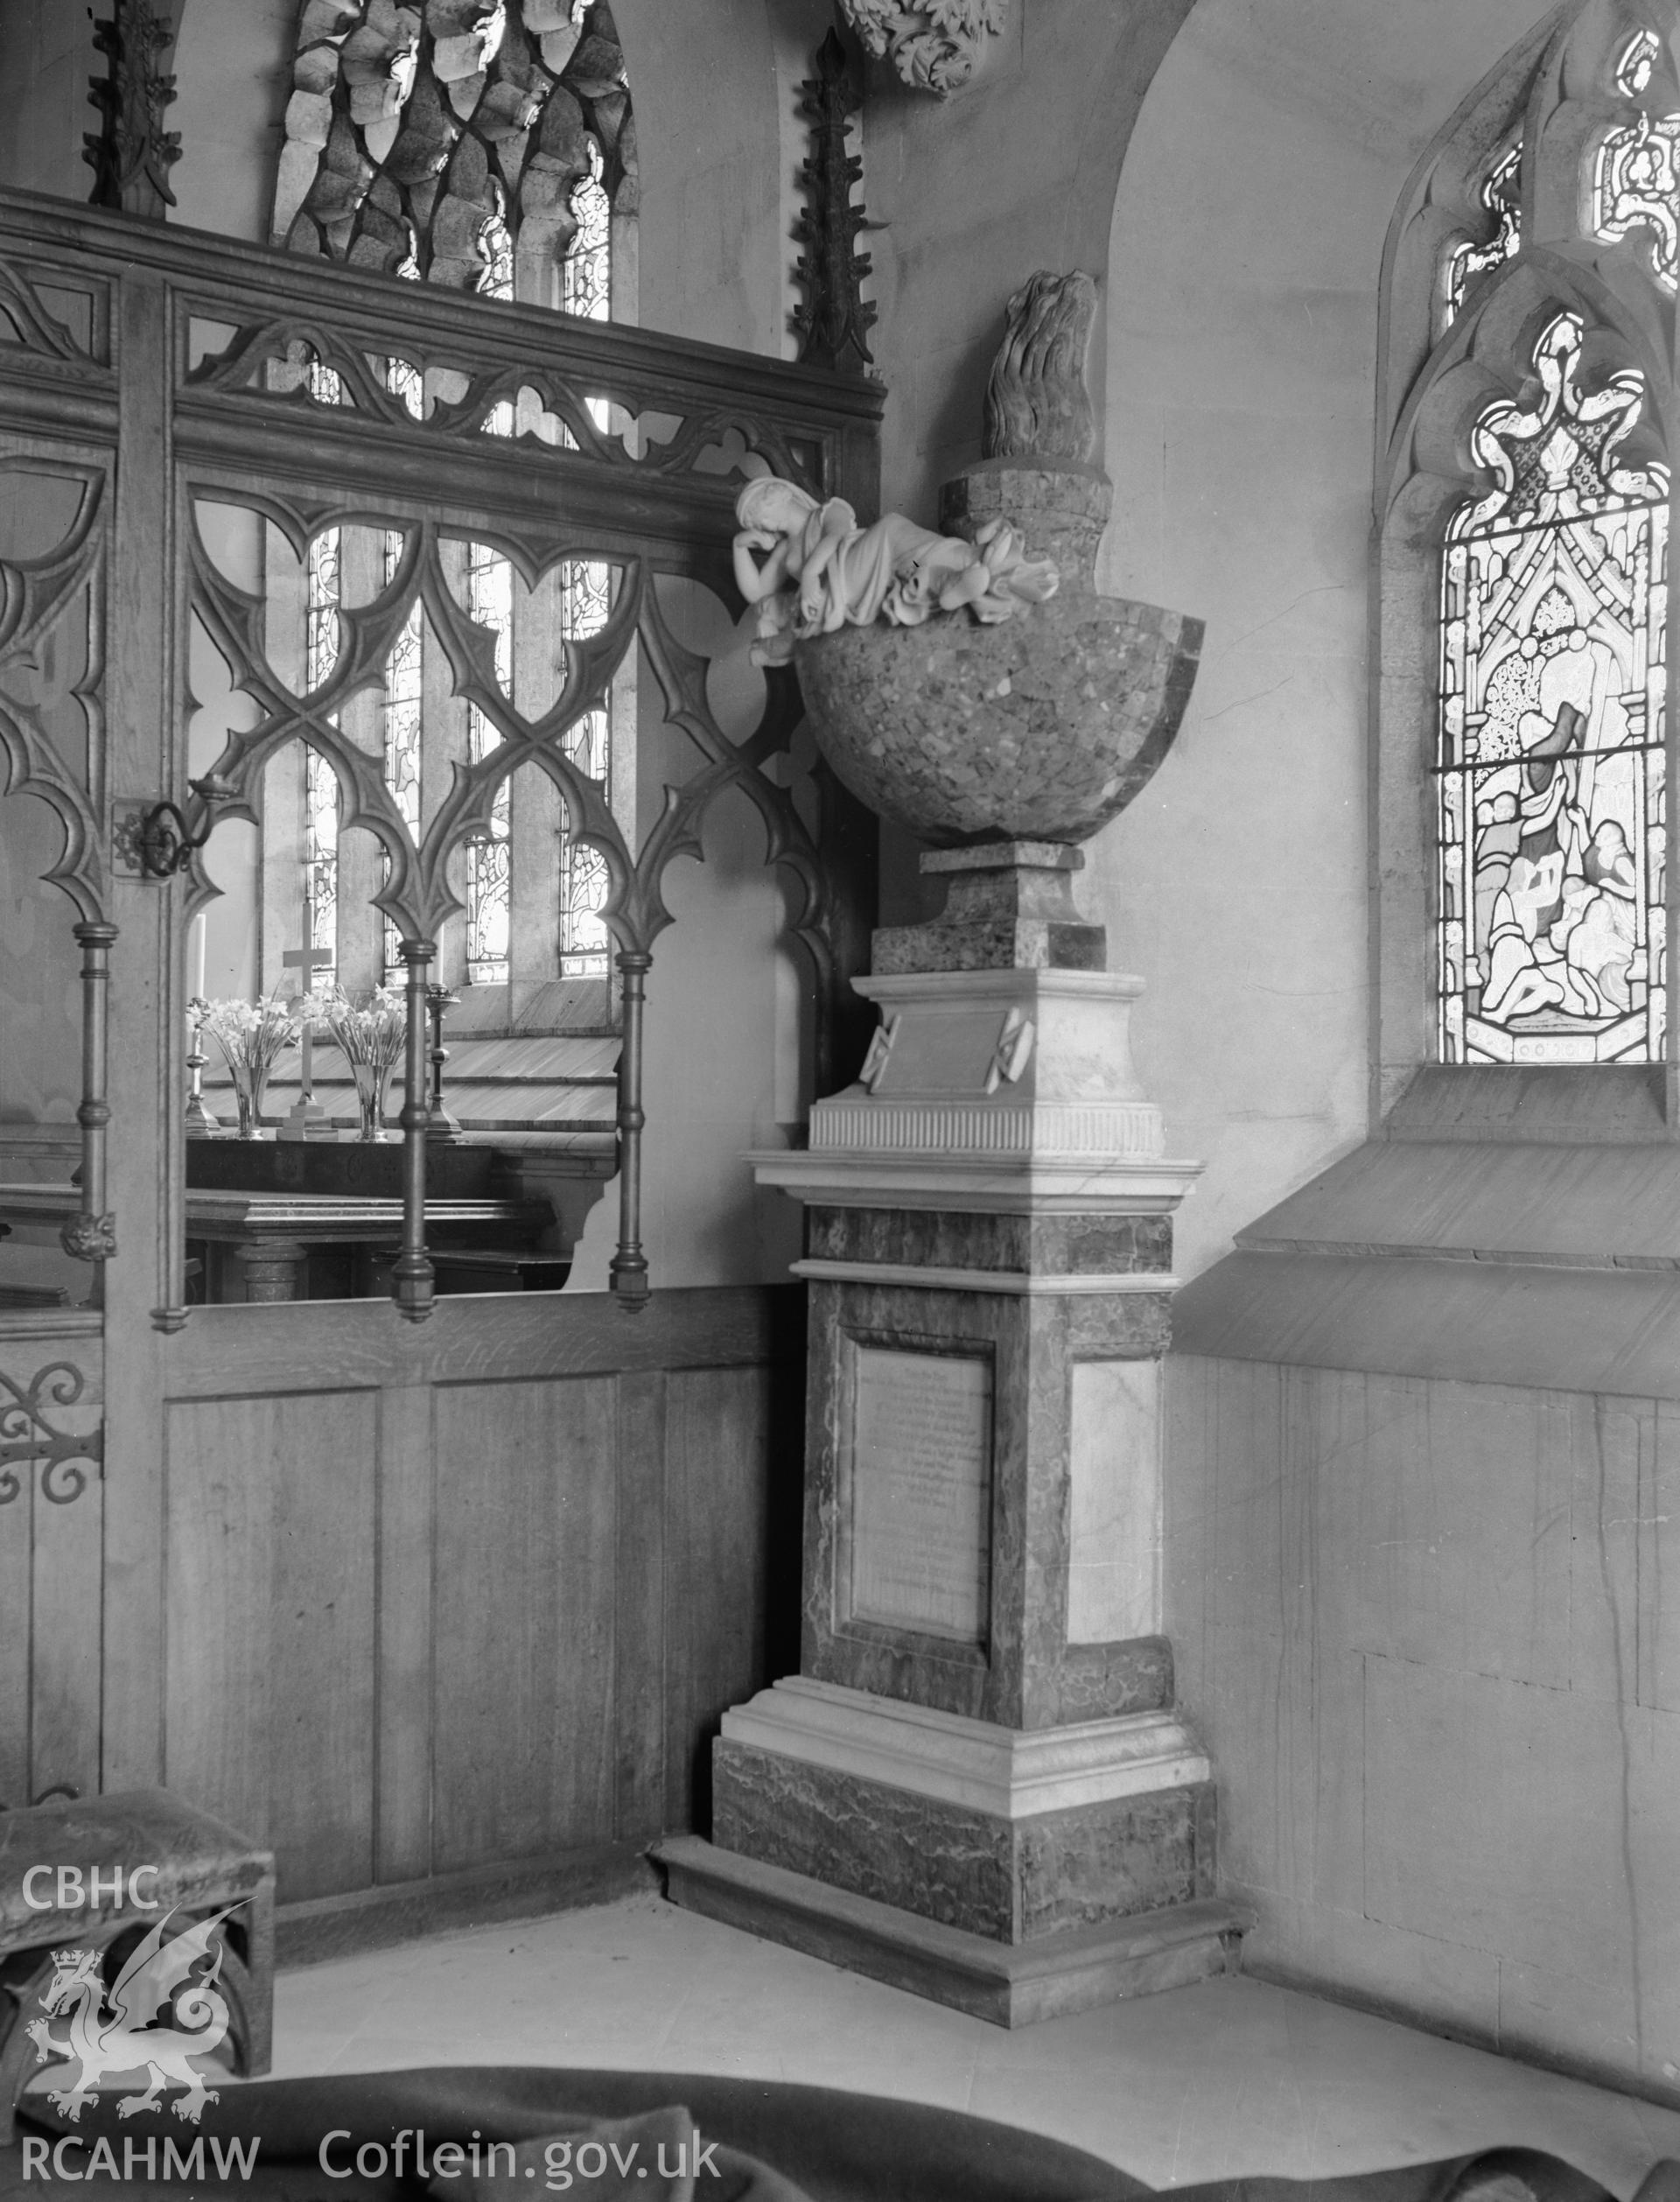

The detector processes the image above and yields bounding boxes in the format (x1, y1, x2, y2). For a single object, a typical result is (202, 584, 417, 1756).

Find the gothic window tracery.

(1594, 30, 1680, 289)
(276, 0, 636, 313)
(1445, 144, 1522, 326)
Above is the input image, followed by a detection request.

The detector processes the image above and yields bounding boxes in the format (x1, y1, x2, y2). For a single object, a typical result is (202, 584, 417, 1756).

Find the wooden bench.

(0, 1789, 274, 2142)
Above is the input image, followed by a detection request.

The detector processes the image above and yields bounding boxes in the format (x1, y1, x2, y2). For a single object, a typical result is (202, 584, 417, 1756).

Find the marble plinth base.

(655, 1836, 1247, 2028)
(710, 1680, 1216, 1948)
(873, 842, 1107, 975)
(721, 1676, 1208, 1816)
(713, 1750, 1213, 1946)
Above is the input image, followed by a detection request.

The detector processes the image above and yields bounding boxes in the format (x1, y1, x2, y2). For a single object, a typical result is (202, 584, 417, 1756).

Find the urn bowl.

(792, 589, 1204, 848)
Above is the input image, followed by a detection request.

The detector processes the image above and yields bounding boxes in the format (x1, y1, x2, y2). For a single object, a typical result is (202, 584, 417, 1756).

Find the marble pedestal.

(657, 849, 1246, 2023)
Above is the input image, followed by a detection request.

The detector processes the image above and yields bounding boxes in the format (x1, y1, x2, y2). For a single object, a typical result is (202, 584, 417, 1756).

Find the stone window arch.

(1375, 3, 1676, 1109)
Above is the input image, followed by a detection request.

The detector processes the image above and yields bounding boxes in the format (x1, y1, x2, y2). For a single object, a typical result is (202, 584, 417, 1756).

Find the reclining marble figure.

(732, 474, 1058, 668)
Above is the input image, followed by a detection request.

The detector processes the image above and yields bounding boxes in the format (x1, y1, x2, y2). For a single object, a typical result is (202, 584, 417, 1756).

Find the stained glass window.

(1437, 312, 1669, 1065)
(1595, 32, 1680, 287)
(559, 561, 612, 975)
(465, 544, 514, 987)
(1446, 144, 1522, 324)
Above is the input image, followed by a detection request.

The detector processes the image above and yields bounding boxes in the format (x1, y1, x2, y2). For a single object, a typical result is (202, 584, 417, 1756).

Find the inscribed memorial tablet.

(848, 1345, 991, 1644)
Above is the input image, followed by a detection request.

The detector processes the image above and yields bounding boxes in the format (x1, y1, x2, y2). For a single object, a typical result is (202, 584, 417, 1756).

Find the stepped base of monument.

(654, 1834, 1249, 2027)
(709, 1680, 1218, 1946)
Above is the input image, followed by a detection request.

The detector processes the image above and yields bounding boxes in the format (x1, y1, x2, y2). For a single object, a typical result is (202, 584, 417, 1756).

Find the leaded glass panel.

(304, 515, 340, 985)
(1446, 144, 1522, 324)
(561, 142, 612, 323)
(1595, 32, 1680, 287)
(558, 559, 612, 976)
(382, 526, 423, 979)
(465, 544, 514, 987)
(1437, 313, 1669, 1065)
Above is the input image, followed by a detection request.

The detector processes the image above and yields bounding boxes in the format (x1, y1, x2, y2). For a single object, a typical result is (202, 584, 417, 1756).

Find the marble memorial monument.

(658, 273, 1248, 2024)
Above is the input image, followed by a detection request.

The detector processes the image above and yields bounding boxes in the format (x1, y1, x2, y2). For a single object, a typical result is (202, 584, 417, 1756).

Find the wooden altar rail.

(144, 1287, 805, 1903)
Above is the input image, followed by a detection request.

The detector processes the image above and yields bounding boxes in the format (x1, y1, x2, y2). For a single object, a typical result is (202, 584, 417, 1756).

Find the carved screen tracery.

(1437, 315, 1668, 1065)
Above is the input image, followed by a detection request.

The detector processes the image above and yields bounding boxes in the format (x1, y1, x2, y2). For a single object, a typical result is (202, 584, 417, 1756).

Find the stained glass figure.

(478, 190, 515, 304)
(304, 501, 341, 985)
(1595, 33, 1680, 287)
(1446, 144, 1522, 323)
(465, 543, 514, 987)
(559, 559, 612, 975)
(1437, 312, 1669, 1065)
(561, 140, 612, 322)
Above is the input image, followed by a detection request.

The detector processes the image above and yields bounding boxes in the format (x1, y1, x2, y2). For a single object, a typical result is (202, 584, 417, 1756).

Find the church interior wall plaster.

(1096, 0, 1552, 1284)
(1108, 0, 1678, 2100)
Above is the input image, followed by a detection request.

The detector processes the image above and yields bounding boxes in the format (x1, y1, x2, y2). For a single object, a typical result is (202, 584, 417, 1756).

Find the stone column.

(657, 841, 1246, 2026)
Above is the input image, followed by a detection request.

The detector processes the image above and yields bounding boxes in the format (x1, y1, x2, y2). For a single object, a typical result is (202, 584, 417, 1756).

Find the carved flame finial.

(983, 270, 1099, 466)
(85, 0, 182, 223)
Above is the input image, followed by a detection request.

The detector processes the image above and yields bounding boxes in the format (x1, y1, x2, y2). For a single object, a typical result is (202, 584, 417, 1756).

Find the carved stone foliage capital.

(838, 0, 1009, 96)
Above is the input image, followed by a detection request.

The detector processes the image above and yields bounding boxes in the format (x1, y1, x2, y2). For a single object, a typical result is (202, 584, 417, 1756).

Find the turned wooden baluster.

(390, 940, 435, 1322)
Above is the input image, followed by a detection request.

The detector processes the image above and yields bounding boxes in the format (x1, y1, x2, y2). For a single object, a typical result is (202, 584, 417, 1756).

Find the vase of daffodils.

(199, 995, 301, 1137)
(315, 986, 408, 1141)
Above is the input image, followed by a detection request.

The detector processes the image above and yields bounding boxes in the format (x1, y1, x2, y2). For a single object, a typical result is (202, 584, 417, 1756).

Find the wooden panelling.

(0, 1331, 104, 1807)
(163, 1389, 378, 1900)
(375, 1382, 434, 1885)
(162, 1286, 802, 1398)
(26, 1459, 103, 1803)
(137, 1294, 805, 1899)
(432, 1377, 621, 1871)
(0, 1459, 27, 1803)
(612, 1370, 668, 1846)
(663, 1367, 775, 1834)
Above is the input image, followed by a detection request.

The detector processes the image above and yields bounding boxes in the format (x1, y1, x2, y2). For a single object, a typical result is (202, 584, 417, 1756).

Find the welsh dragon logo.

(24, 1907, 237, 2124)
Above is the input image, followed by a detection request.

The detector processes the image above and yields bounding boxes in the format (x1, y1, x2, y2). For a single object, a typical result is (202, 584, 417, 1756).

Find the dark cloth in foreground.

(9, 2066, 1671, 2202)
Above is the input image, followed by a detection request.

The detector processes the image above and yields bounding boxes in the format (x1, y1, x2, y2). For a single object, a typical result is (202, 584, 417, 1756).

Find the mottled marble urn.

(794, 466, 1203, 856)
(659, 277, 1243, 2022)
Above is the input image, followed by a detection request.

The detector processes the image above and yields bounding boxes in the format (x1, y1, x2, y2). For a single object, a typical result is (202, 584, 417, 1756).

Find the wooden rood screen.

(0, 187, 876, 1892)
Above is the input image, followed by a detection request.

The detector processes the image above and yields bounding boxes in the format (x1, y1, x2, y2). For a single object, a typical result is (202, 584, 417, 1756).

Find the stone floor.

(270, 1893, 1680, 2195)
